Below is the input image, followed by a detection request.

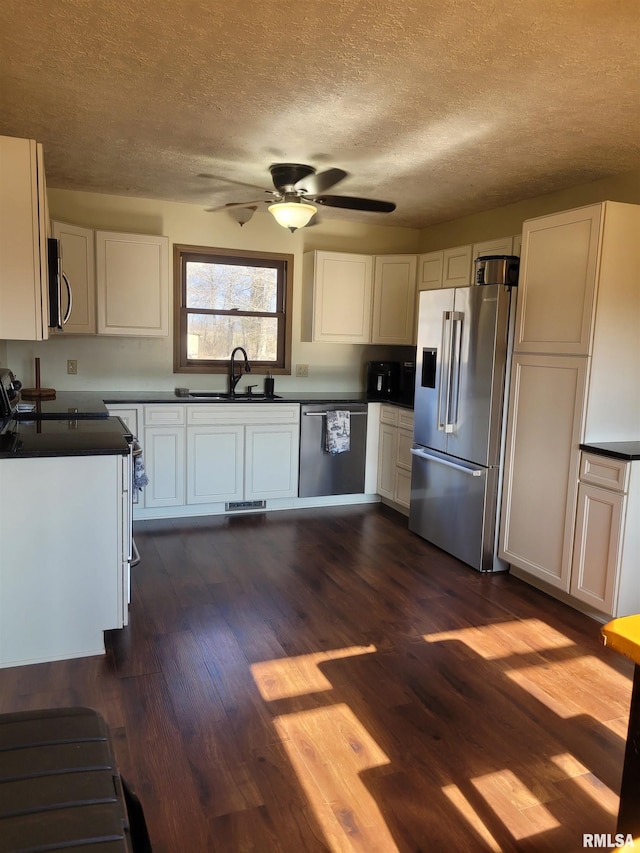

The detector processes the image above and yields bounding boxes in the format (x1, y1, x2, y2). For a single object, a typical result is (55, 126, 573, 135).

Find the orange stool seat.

(601, 615, 640, 840)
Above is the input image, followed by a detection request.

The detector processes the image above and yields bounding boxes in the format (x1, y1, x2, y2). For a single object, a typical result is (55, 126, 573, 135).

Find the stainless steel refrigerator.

(408, 284, 516, 572)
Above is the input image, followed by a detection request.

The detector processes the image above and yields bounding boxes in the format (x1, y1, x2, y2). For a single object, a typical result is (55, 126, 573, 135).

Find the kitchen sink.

(188, 392, 282, 400)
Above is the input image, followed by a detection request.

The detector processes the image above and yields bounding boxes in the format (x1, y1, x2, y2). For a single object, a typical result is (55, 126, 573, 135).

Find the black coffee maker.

(366, 361, 400, 399)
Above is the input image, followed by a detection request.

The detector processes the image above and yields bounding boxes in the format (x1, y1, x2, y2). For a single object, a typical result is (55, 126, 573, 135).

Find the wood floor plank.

(0, 504, 633, 852)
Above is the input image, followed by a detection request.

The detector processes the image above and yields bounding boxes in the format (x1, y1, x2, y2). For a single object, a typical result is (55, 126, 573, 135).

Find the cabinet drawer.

(398, 409, 414, 431)
(187, 403, 300, 426)
(380, 404, 399, 426)
(144, 405, 185, 426)
(580, 453, 629, 492)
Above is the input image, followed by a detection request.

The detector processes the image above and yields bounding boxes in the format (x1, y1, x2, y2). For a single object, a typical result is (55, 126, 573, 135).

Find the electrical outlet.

(295, 364, 309, 377)
(67, 360, 78, 375)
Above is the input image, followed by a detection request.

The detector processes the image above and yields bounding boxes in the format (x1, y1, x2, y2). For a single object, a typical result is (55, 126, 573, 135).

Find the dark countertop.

(0, 416, 130, 459)
(1, 391, 413, 459)
(580, 441, 640, 461)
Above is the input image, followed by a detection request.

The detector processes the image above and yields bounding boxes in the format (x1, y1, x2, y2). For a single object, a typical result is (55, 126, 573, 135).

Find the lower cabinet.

(143, 406, 186, 508)
(570, 452, 639, 617)
(499, 353, 587, 589)
(0, 453, 128, 667)
(377, 404, 414, 513)
(141, 403, 301, 513)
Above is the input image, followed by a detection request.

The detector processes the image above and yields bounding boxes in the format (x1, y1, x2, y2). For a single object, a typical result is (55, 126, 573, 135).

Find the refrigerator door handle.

(437, 311, 452, 432)
(410, 446, 484, 476)
(447, 311, 464, 431)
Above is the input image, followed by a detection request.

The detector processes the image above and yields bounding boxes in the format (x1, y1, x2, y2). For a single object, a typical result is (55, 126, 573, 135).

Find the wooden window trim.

(173, 244, 293, 374)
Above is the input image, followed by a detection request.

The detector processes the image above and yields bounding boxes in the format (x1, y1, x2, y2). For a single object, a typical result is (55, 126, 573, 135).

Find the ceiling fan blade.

(198, 173, 269, 192)
(295, 168, 348, 196)
(205, 199, 267, 212)
(313, 195, 396, 213)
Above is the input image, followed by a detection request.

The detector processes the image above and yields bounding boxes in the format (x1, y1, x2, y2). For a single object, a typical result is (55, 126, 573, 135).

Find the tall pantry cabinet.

(500, 202, 640, 605)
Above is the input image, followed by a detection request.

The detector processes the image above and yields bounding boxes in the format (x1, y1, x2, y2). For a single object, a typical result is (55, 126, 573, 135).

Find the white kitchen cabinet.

(187, 425, 244, 503)
(472, 236, 515, 262)
(371, 255, 417, 345)
(442, 245, 473, 287)
(570, 453, 640, 618)
(0, 135, 50, 340)
(0, 453, 128, 667)
(302, 250, 417, 344)
(245, 423, 300, 500)
(52, 221, 96, 334)
(417, 251, 443, 291)
(515, 204, 603, 355)
(500, 201, 640, 604)
(377, 404, 414, 514)
(143, 406, 186, 508)
(187, 404, 300, 503)
(302, 251, 373, 343)
(96, 230, 169, 336)
(500, 354, 587, 589)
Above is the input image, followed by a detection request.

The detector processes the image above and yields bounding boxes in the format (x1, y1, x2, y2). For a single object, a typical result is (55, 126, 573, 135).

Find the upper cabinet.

(52, 221, 96, 335)
(515, 205, 603, 355)
(302, 250, 416, 345)
(418, 236, 520, 292)
(52, 223, 170, 337)
(96, 231, 169, 336)
(371, 255, 417, 345)
(0, 135, 50, 340)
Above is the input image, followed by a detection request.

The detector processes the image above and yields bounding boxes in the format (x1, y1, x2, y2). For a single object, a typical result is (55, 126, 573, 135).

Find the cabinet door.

(377, 422, 397, 500)
(570, 482, 624, 615)
(515, 204, 602, 355)
(472, 237, 514, 261)
(0, 136, 49, 340)
(245, 424, 299, 499)
(52, 221, 96, 334)
(96, 231, 169, 336)
(186, 425, 243, 504)
(500, 354, 587, 589)
(394, 426, 414, 509)
(0, 455, 122, 666)
(442, 245, 473, 287)
(371, 255, 417, 345)
(144, 426, 185, 507)
(306, 251, 373, 343)
(418, 251, 443, 290)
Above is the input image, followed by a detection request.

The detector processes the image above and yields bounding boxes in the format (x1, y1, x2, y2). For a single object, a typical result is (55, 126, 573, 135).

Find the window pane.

(186, 262, 278, 311)
(187, 313, 278, 361)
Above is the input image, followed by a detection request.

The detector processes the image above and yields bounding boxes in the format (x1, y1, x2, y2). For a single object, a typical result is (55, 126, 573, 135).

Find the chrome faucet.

(229, 346, 251, 395)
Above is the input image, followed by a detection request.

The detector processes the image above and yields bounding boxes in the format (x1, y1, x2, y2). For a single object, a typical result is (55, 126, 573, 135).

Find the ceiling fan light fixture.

(268, 200, 317, 231)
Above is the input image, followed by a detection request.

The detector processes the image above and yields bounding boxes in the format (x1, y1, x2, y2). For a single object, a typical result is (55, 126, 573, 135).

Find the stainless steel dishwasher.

(299, 403, 368, 497)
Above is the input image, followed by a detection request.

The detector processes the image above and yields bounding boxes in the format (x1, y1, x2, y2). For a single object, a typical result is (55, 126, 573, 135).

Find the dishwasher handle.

(303, 410, 367, 417)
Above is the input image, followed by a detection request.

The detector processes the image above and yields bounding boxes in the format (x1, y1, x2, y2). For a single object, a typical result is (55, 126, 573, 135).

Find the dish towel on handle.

(132, 439, 149, 489)
(325, 410, 351, 455)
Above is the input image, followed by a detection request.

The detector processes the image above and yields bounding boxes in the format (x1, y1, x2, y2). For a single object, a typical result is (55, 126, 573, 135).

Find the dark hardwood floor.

(0, 504, 633, 852)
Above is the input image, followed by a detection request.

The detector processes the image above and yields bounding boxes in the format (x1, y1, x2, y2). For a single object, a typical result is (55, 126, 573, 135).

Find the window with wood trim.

(174, 245, 293, 374)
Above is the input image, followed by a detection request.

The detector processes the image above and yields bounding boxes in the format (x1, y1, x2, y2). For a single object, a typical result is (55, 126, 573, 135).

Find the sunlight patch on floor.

(442, 783, 502, 852)
(423, 618, 576, 659)
(550, 755, 618, 815)
(471, 769, 560, 840)
(251, 645, 376, 701)
(274, 703, 396, 852)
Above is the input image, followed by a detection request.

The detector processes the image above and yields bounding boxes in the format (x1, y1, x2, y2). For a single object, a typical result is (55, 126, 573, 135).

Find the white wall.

(6, 190, 419, 393)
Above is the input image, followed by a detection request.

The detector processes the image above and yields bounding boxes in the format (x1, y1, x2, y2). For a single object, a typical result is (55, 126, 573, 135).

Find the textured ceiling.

(1, 0, 639, 228)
